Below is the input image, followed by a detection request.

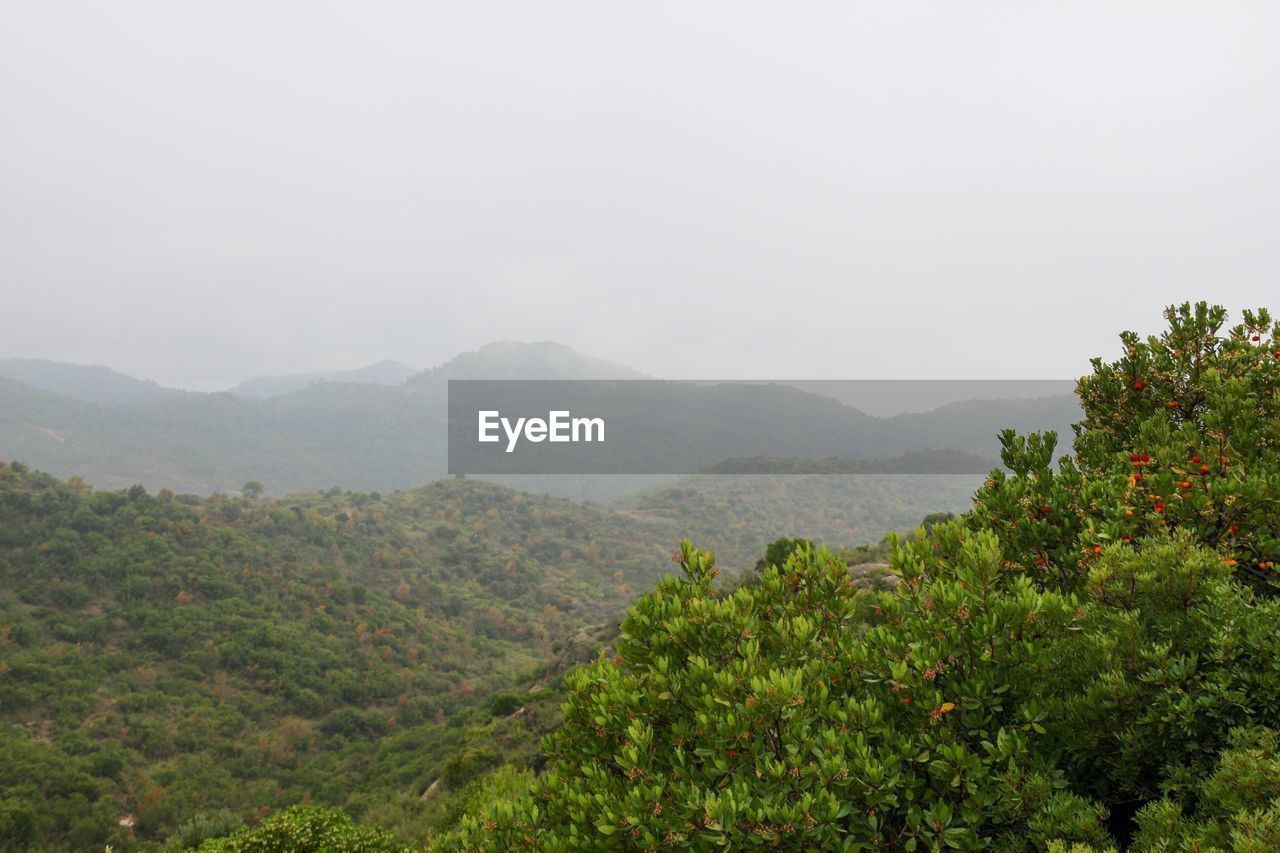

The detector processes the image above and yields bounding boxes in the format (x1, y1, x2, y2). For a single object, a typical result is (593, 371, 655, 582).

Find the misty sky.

(2, 2, 1278, 391)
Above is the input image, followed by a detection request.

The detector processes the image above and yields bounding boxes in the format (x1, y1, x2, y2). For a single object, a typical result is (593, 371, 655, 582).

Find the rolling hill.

(227, 360, 419, 399)
(0, 359, 186, 405)
(0, 454, 972, 848)
(0, 462, 672, 848)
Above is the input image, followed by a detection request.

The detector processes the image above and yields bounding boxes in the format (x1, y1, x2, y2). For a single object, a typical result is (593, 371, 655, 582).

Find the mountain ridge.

(0, 344, 1080, 498)
(228, 360, 419, 399)
(0, 358, 187, 405)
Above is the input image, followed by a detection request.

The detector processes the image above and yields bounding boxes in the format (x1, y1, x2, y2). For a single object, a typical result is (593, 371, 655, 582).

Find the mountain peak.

(416, 341, 646, 381)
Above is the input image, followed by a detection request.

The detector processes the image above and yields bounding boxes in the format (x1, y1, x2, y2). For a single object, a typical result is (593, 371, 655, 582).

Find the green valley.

(0, 460, 966, 848)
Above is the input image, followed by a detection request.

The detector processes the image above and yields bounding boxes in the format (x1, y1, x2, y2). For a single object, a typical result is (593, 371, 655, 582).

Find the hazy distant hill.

(0, 343, 1080, 497)
(0, 343, 650, 494)
(448, 380, 1079, 477)
(0, 357, 187, 404)
(228, 359, 418, 398)
(411, 341, 647, 382)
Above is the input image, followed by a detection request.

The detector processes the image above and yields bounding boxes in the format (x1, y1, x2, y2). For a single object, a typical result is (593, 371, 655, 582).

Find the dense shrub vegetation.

(0, 471, 671, 848)
(429, 303, 1280, 850)
(192, 805, 403, 852)
(0, 464, 951, 848)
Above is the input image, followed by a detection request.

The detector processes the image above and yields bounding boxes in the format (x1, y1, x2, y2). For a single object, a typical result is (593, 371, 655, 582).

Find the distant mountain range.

(0, 357, 187, 405)
(0, 342, 1081, 497)
(228, 359, 419, 398)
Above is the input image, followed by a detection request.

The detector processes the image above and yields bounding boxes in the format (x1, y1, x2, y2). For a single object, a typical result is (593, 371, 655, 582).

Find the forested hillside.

(0, 456, 968, 849)
(616, 472, 979, 572)
(0, 466, 675, 848)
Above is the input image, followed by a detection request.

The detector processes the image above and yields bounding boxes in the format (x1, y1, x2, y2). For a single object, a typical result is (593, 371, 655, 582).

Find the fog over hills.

(0, 358, 187, 405)
(228, 359, 418, 398)
(412, 341, 648, 382)
(0, 342, 1079, 498)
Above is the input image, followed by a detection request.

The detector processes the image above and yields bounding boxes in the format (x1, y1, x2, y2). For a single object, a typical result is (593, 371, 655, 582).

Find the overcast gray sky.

(2, 1, 1277, 390)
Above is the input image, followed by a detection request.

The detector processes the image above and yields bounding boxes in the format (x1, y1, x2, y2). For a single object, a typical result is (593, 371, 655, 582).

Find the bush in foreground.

(193, 805, 403, 853)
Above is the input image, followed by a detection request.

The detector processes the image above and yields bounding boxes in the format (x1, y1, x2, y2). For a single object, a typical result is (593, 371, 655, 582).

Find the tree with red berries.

(969, 302, 1280, 593)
